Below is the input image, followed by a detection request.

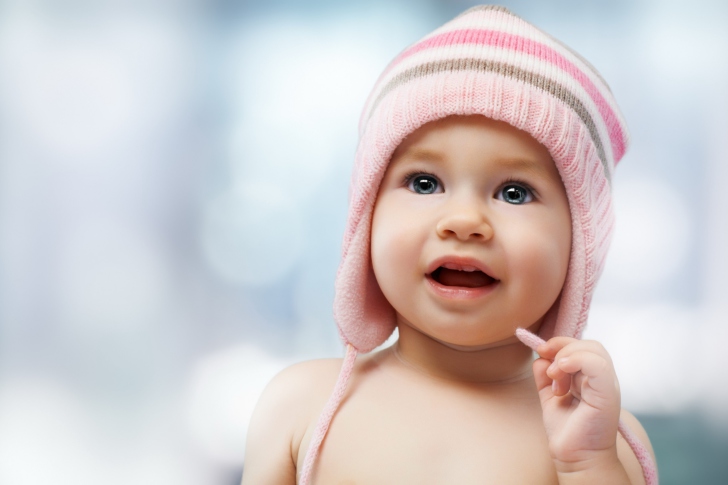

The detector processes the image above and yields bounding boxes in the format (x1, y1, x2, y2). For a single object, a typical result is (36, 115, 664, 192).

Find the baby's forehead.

(388, 115, 558, 177)
(393, 115, 549, 155)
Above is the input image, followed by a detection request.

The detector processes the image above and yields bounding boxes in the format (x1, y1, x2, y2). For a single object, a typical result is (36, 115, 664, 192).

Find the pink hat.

(335, 4, 627, 353)
(300, 6, 657, 484)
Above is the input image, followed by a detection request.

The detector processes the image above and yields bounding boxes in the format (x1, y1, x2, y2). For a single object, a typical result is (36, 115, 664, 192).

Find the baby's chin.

(429, 332, 523, 352)
(395, 314, 544, 351)
(424, 320, 544, 352)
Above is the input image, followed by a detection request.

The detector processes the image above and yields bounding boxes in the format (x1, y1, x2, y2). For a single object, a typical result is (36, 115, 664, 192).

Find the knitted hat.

(300, 6, 657, 485)
(334, 5, 626, 353)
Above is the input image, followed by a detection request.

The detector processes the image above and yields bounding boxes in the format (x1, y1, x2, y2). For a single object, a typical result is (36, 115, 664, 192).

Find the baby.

(243, 5, 657, 485)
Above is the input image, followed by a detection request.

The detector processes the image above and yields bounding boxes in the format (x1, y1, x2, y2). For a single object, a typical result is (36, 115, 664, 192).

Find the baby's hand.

(533, 337, 623, 471)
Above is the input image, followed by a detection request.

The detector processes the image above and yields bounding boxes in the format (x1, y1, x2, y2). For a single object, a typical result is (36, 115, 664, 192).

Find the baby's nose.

(435, 204, 494, 241)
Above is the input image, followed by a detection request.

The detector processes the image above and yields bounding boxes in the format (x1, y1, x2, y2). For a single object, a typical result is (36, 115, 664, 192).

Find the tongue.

(435, 268, 494, 288)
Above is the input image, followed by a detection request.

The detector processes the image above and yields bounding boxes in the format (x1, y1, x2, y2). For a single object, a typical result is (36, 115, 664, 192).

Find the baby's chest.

(306, 384, 558, 485)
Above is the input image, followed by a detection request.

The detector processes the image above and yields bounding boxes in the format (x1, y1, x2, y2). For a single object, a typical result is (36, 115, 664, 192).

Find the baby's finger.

(545, 357, 569, 382)
(551, 373, 573, 397)
(545, 339, 613, 365)
(533, 358, 574, 401)
(532, 357, 553, 392)
(555, 350, 618, 396)
(536, 336, 576, 360)
(545, 359, 573, 396)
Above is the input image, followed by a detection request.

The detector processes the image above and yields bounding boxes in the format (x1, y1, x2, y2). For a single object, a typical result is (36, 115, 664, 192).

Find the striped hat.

(334, 4, 628, 352)
(299, 6, 658, 485)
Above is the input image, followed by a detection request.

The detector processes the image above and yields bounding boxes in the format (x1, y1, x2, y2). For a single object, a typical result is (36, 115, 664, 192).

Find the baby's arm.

(533, 337, 656, 485)
(241, 365, 301, 485)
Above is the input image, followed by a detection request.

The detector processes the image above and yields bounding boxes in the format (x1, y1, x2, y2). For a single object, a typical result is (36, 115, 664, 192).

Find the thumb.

(532, 357, 553, 395)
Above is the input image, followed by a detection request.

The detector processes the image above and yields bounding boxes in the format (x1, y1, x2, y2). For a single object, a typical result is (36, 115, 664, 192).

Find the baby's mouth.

(429, 265, 497, 288)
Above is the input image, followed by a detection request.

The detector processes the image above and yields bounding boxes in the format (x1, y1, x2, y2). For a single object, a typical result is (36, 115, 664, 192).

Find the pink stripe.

(387, 29, 625, 160)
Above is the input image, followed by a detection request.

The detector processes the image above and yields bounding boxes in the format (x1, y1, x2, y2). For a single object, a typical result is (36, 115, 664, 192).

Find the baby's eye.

(497, 184, 533, 204)
(407, 174, 440, 194)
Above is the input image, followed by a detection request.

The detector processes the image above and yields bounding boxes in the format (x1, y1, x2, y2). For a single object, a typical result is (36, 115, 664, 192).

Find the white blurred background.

(0, 0, 726, 483)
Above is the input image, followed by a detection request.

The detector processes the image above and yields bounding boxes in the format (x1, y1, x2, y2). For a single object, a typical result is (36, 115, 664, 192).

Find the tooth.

(440, 263, 480, 272)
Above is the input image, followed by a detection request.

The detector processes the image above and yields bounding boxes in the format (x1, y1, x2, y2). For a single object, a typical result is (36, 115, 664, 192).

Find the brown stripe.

(366, 58, 611, 182)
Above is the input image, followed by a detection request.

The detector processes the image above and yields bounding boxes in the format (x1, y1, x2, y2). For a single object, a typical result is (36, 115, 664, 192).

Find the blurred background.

(0, 0, 726, 483)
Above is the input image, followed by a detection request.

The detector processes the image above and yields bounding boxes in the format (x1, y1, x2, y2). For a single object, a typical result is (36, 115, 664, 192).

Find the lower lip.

(425, 275, 498, 300)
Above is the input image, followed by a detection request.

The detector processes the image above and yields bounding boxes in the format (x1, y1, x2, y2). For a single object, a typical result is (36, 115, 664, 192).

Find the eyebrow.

(393, 147, 445, 163)
(494, 157, 554, 181)
(394, 148, 554, 181)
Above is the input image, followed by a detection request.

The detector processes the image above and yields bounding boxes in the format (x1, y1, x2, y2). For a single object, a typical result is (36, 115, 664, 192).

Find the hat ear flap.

(334, 210, 396, 353)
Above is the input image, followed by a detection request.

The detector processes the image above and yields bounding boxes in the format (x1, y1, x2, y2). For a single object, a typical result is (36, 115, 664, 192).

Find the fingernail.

(559, 357, 569, 366)
(548, 362, 556, 374)
(551, 380, 557, 393)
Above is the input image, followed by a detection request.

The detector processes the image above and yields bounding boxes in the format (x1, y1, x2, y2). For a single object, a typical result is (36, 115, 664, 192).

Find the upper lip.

(425, 255, 498, 280)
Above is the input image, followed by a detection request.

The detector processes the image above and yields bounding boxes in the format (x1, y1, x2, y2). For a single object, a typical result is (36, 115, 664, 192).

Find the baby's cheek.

(372, 220, 407, 268)
(371, 214, 414, 291)
(512, 239, 568, 305)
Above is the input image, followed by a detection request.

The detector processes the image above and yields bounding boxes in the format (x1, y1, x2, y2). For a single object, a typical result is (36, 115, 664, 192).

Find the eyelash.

(402, 170, 439, 187)
(401, 172, 538, 200)
(500, 177, 538, 199)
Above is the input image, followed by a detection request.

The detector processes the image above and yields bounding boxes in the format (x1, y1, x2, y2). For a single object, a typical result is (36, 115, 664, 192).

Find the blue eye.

(407, 174, 440, 194)
(498, 184, 533, 204)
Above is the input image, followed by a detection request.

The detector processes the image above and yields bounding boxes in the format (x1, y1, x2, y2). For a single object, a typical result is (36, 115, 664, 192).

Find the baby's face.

(370, 115, 572, 347)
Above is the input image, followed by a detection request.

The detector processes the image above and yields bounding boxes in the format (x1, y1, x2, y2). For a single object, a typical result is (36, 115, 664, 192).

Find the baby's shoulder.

(277, 358, 344, 399)
(256, 357, 344, 427)
(242, 358, 345, 484)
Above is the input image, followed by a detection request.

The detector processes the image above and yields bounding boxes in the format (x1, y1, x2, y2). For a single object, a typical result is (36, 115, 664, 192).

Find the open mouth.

(428, 263, 497, 288)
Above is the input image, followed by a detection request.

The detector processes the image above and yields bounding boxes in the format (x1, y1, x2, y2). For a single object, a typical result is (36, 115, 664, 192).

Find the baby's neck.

(393, 322, 536, 385)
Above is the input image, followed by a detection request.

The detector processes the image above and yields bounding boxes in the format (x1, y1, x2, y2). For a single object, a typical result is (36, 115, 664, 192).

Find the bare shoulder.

(241, 358, 343, 485)
(257, 358, 345, 412)
(616, 409, 657, 485)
